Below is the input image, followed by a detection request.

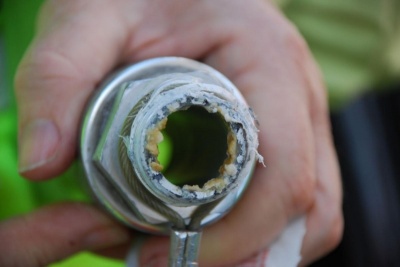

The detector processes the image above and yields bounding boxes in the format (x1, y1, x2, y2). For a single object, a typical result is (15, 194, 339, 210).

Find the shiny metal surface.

(169, 229, 202, 267)
(80, 57, 260, 265)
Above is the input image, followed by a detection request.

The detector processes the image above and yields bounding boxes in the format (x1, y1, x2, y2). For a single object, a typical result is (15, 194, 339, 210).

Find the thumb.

(15, 1, 128, 179)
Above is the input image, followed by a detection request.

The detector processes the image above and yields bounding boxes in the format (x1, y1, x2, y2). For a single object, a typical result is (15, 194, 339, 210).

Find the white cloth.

(233, 216, 306, 267)
(265, 216, 306, 267)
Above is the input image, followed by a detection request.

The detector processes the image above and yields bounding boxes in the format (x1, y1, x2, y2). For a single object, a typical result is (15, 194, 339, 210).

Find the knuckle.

(282, 24, 329, 118)
(287, 165, 316, 214)
(15, 47, 82, 94)
(324, 211, 344, 251)
(282, 25, 310, 64)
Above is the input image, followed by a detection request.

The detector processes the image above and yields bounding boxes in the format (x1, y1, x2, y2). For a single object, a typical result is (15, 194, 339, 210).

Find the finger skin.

(15, 0, 129, 179)
(14, 0, 343, 266)
(138, 1, 342, 266)
(0, 203, 131, 267)
(297, 39, 343, 265)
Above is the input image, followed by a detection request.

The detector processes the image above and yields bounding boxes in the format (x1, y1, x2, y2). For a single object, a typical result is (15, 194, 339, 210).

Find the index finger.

(15, 0, 128, 179)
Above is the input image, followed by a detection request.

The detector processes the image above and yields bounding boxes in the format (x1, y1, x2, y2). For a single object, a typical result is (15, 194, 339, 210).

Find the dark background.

(312, 85, 400, 267)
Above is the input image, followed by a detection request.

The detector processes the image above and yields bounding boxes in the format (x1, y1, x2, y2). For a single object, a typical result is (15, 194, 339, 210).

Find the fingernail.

(84, 226, 130, 251)
(18, 119, 60, 173)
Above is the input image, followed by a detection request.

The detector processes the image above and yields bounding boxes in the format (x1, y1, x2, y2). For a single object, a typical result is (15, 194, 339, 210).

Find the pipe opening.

(150, 106, 230, 187)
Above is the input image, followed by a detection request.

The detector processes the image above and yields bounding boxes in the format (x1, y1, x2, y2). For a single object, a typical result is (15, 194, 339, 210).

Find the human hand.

(0, 202, 131, 267)
(14, 0, 343, 266)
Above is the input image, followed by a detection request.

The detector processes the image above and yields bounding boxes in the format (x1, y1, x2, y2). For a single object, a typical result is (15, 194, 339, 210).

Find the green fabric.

(282, 0, 400, 108)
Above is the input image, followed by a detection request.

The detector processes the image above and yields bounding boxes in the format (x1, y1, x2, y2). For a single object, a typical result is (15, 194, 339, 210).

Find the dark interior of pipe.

(158, 106, 229, 187)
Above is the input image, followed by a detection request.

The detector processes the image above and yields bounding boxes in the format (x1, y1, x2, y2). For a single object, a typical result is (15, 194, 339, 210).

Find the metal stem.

(169, 229, 202, 267)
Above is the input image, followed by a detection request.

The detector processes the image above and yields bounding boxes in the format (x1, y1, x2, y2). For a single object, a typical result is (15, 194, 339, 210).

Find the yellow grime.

(146, 118, 168, 171)
(182, 177, 227, 193)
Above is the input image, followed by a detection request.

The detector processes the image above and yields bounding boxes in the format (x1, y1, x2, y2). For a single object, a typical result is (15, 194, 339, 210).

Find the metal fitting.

(80, 57, 261, 265)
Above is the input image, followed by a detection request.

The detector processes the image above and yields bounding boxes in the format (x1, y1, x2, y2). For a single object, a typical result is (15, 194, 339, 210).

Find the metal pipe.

(80, 57, 261, 265)
(169, 229, 202, 267)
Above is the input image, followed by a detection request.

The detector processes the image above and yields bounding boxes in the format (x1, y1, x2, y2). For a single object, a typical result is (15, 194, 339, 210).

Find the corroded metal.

(80, 57, 261, 266)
